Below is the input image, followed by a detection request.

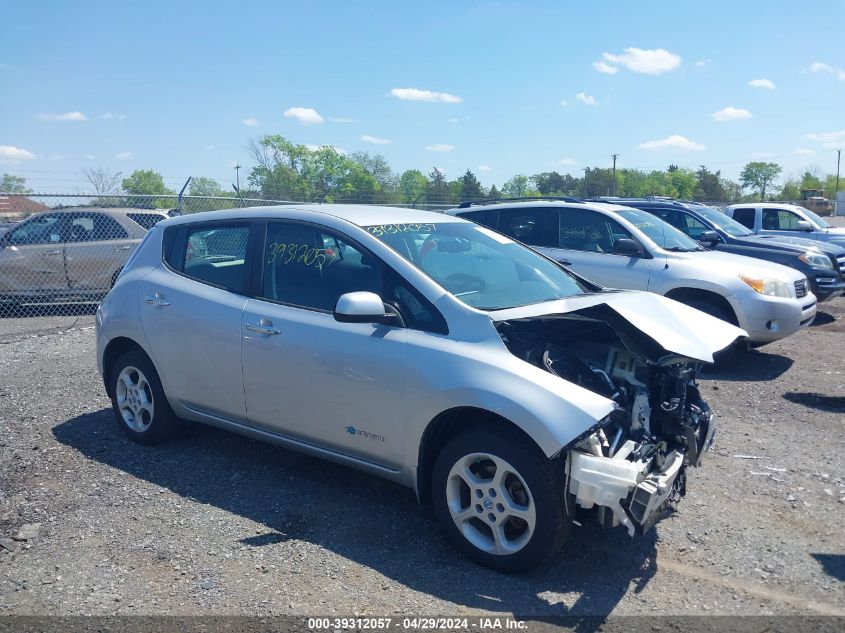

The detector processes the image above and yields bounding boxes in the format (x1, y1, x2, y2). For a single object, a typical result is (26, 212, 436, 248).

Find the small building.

(0, 195, 50, 220)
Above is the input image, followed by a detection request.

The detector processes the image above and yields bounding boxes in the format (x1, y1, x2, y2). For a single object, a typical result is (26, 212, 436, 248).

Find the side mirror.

(334, 291, 403, 326)
(796, 220, 813, 232)
(612, 238, 643, 257)
(698, 230, 720, 246)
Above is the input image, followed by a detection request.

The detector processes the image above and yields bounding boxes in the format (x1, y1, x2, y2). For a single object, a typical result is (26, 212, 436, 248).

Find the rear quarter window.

(730, 208, 756, 229)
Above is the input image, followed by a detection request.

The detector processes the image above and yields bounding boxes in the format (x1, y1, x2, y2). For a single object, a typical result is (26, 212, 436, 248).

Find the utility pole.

(611, 154, 619, 196)
(836, 150, 841, 217)
(234, 164, 241, 191)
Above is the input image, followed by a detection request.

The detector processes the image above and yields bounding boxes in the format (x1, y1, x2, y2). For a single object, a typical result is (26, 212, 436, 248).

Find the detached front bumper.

(730, 289, 817, 344)
(567, 410, 715, 537)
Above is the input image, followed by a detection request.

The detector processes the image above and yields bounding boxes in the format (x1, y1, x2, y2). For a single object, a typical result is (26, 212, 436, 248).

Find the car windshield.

(614, 208, 702, 251)
(800, 207, 831, 229)
(692, 205, 754, 237)
(362, 221, 586, 310)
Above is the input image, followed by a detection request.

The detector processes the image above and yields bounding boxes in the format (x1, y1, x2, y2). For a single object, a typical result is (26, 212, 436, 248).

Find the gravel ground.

(0, 298, 843, 618)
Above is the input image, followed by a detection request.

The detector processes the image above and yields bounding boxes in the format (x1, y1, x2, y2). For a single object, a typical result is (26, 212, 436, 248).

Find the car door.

(0, 213, 69, 297)
(759, 208, 811, 238)
(138, 221, 254, 422)
(64, 212, 135, 295)
(535, 208, 651, 290)
(241, 220, 409, 468)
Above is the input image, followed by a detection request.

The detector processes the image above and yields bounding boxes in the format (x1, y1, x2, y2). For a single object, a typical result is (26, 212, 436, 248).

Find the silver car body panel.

(97, 205, 743, 496)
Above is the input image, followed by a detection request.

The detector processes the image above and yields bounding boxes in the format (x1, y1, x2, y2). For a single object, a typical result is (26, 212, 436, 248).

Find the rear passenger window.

(497, 208, 559, 247)
(261, 222, 383, 312)
(127, 213, 164, 231)
(731, 208, 756, 229)
(181, 224, 251, 292)
(68, 213, 128, 242)
(456, 208, 499, 229)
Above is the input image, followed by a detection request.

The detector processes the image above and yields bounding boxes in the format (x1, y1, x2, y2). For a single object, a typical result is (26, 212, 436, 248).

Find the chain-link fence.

(0, 193, 454, 331)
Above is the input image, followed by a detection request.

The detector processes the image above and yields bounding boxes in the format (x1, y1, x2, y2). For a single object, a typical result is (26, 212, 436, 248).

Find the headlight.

(798, 251, 834, 269)
(738, 275, 791, 298)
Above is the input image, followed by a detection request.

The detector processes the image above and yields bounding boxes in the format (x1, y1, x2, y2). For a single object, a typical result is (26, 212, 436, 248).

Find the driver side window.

(763, 208, 802, 230)
(8, 214, 64, 245)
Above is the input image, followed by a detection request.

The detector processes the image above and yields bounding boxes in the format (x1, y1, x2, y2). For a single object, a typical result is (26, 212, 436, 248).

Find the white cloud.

(560, 100, 568, 106)
(242, 117, 259, 127)
(38, 111, 87, 121)
(575, 92, 598, 106)
(557, 158, 577, 166)
(284, 107, 325, 125)
(205, 145, 215, 151)
(477, 165, 492, 172)
(695, 59, 711, 67)
(638, 135, 705, 151)
(328, 117, 354, 123)
(83, 154, 95, 160)
(808, 62, 845, 81)
(359, 134, 391, 145)
(305, 144, 347, 154)
(0, 145, 36, 160)
(446, 117, 461, 123)
(794, 148, 815, 156)
(593, 60, 619, 74)
(390, 88, 462, 103)
(749, 78, 776, 90)
(117, 113, 127, 121)
(101, 112, 114, 120)
(115, 151, 133, 160)
(712, 106, 752, 122)
(597, 47, 682, 75)
(425, 144, 454, 152)
(805, 129, 845, 148)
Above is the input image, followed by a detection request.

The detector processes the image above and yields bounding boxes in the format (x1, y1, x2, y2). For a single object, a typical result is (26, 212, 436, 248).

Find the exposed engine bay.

(496, 307, 716, 536)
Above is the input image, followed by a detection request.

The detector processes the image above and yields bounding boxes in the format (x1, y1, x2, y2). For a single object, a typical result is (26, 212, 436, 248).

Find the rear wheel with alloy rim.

(432, 429, 569, 572)
(110, 350, 179, 444)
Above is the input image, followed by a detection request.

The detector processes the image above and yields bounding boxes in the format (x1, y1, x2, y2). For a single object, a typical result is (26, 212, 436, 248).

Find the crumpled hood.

(491, 290, 747, 364)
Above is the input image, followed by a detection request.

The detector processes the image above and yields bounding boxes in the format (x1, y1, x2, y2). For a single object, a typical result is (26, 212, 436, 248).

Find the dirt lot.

(0, 299, 843, 618)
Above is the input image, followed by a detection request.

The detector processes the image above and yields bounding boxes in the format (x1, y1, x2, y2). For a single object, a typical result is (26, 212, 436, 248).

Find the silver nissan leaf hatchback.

(96, 205, 743, 571)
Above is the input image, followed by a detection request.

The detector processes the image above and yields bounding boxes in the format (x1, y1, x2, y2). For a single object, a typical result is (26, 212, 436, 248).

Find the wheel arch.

(102, 336, 150, 398)
(664, 287, 739, 325)
(415, 406, 546, 504)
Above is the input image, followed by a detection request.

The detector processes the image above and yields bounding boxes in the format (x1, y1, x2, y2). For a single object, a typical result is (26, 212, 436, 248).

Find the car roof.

(158, 204, 466, 229)
(445, 200, 638, 216)
(727, 202, 804, 210)
(28, 207, 168, 216)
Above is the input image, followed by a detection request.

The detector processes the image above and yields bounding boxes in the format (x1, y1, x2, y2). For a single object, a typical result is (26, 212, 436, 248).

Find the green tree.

(487, 184, 502, 199)
(122, 170, 171, 196)
(426, 168, 450, 204)
(531, 172, 567, 195)
(779, 178, 801, 201)
(739, 161, 782, 201)
(189, 176, 224, 197)
(457, 169, 484, 202)
(398, 169, 428, 205)
(502, 174, 531, 197)
(694, 165, 727, 201)
(0, 173, 31, 193)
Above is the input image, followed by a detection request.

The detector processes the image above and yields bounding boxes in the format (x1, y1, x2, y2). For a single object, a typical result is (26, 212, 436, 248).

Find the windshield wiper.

(664, 246, 694, 252)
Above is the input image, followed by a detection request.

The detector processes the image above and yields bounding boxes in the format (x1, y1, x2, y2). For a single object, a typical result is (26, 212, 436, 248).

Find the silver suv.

(0, 208, 167, 307)
(96, 205, 743, 571)
(450, 201, 817, 345)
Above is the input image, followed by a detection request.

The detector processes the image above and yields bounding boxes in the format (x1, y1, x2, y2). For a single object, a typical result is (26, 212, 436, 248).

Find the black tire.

(109, 350, 179, 444)
(431, 428, 569, 573)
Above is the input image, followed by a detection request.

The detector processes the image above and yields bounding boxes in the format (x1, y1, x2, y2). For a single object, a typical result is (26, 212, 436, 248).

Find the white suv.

(96, 205, 743, 571)
(450, 201, 817, 345)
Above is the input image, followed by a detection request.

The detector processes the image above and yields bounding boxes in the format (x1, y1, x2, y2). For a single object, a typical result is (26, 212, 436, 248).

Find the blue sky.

(1, 0, 844, 192)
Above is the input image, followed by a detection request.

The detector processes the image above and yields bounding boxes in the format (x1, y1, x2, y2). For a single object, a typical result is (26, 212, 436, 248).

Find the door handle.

(144, 293, 170, 307)
(114, 245, 132, 252)
(246, 319, 281, 336)
(42, 250, 62, 256)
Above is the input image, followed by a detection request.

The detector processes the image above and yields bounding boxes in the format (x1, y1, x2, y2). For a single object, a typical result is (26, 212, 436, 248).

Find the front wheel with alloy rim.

(432, 429, 569, 572)
(110, 350, 179, 444)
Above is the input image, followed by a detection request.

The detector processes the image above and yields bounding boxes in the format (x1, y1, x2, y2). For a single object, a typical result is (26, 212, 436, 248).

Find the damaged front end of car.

(495, 296, 742, 536)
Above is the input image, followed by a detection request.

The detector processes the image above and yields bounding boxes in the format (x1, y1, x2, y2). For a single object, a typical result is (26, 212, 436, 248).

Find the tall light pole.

(611, 153, 619, 196)
(836, 149, 841, 217)
(234, 164, 241, 191)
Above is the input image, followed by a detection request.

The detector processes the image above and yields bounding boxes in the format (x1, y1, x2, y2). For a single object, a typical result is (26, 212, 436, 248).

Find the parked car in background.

(449, 200, 817, 345)
(0, 208, 167, 308)
(97, 204, 744, 571)
(0, 221, 17, 238)
(590, 198, 845, 302)
(725, 203, 845, 259)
